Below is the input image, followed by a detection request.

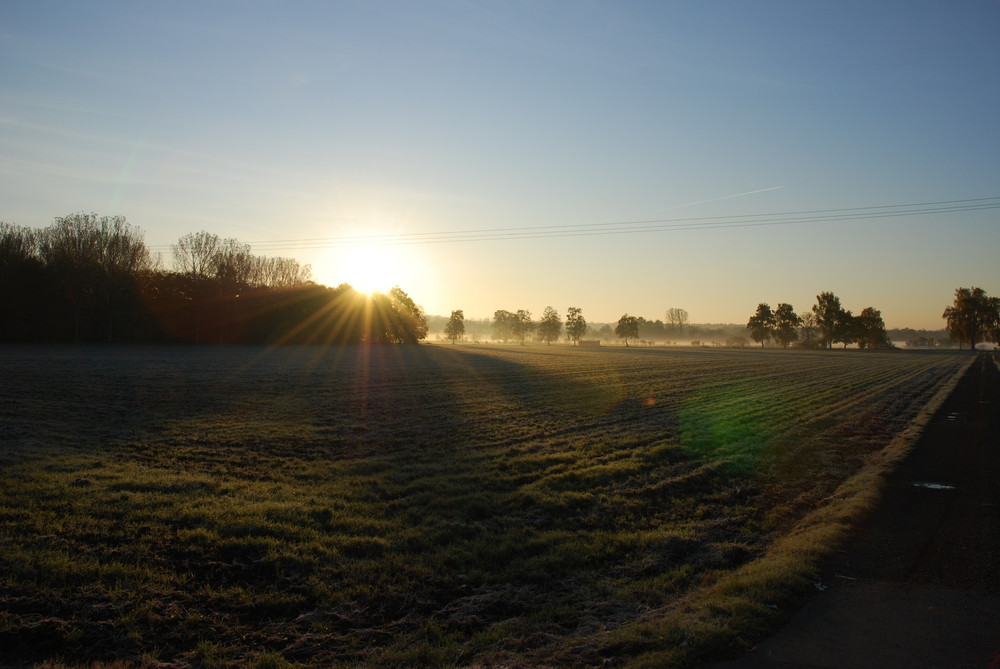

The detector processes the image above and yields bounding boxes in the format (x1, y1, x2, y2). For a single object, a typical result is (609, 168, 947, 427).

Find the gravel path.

(716, 353, 1000, 669)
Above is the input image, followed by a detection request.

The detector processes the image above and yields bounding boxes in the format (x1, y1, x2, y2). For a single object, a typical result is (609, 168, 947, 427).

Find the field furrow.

(0, 345, 970, 668)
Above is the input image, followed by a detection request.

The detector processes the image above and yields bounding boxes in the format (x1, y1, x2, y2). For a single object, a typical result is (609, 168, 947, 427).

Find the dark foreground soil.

(717, 353, 1000, 669)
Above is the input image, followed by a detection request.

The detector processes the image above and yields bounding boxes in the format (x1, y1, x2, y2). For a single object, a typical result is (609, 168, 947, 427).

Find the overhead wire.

(146, 196, 1000, 252)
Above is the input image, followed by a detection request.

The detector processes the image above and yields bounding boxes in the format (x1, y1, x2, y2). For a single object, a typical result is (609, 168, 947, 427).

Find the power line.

(147, 196, 1000, 252)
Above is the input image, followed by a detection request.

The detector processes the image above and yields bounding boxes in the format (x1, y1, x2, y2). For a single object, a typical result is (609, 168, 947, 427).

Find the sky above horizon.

(3, 1, 998, 330)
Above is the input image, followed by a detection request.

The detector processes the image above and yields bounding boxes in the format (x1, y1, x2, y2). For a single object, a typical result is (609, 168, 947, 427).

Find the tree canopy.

(444, 310, 465, 343)
(537, 306, 562, 345)
(491, 310, 515, 344)
(813, 292, 842, 349)
(743, 294, 891, 350)
(857, 307, 892, 349)
(773, 303, 802, 348)
(943, 287, 999, 350)
(615, 314, 639, 347)
(566, 306, 587, 345)
(746, 303, 775, 347)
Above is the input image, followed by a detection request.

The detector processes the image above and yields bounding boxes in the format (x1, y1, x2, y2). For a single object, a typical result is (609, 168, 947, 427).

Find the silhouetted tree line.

(483, 306, 587, 346)
(746, 291, 892, 349)
(0, 214, 427, 345)
(472, 305, 751, 346)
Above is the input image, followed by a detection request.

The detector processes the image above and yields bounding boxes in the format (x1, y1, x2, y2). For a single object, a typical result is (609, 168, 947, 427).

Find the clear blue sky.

(3, 1, 998, 329)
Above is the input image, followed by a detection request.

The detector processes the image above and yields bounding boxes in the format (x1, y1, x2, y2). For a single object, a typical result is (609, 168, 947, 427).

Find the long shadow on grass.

(0, 345, 320, 462)
(374, 346, 765, 667)
(0, 344, 766, 668)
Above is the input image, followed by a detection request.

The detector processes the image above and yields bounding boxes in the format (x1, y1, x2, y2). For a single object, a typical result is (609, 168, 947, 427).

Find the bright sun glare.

(323, 243, 410, 295)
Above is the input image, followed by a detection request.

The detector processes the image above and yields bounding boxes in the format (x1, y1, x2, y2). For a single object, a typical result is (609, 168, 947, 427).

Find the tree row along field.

(0, 345, 970, 667)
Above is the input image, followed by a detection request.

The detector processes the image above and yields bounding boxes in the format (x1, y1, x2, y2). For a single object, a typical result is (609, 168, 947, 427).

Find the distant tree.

(987, 297, 1000, 347)
(942, 287, 992, 350)
(615, 314, 639, 347)
(773, 303, 802, 348)
(638, 318, 667, 341)
(537, 306, 562, 344)
(566, 306, 587, 345)
(798, 311, 819, 348)
(833, 310, 859, 348)
(857, 306, 892, 349)
(746, 303, 776, 347)
(666, 307, 689, 334)
(813, 292, 843, 349)
(492, 310, 515, 343)
(513, 309, 535, 345)
(444, 309, 465, 343)
(907, 335, 954, 350)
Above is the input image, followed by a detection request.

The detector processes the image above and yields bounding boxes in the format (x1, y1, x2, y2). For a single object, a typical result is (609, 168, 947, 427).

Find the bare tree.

(0, 222, 38, 285)
(255, 256, 311, 288)
(665, 307, 689, 334)
(38, 214, 151, 341)
(0, 222, 42, 341)
(172, 231, 221, 278)
(212, 237, 257, 291)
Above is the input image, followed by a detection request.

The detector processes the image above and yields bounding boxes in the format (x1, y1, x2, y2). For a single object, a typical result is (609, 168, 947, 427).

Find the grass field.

(0, 344, 970, 668)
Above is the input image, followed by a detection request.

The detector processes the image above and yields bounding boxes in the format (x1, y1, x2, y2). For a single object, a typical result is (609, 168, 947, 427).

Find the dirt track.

(717, 353, 1000, 669)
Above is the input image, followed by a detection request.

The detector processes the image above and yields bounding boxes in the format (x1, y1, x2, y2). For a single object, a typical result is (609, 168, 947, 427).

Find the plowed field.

(0, 345, 970, 667)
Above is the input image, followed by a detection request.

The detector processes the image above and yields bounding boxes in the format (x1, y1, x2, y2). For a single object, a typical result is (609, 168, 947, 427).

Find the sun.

(320, 243, 411, 296)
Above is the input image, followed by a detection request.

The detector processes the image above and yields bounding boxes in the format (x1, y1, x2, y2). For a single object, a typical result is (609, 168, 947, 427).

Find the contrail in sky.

(648, 185, 786, 214)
